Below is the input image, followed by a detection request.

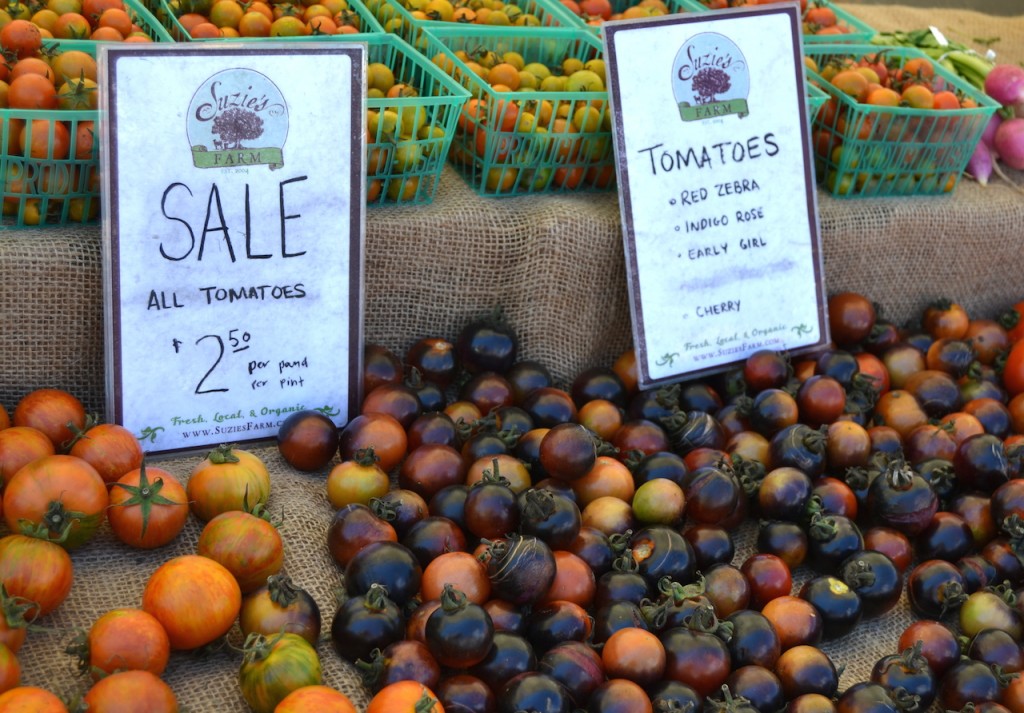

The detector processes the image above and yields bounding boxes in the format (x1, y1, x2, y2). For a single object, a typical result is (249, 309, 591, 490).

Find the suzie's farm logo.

(672, 33, 750, 122)
(186, 69, 288, 169)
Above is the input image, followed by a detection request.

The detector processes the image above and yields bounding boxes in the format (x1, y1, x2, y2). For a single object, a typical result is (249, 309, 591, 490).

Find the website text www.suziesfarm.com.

(690, 337, 784, 363)
(179, 420, 281, 440)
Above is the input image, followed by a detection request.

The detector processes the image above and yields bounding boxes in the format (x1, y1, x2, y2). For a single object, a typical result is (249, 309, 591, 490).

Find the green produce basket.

(155, 0, 382, 40)
(365, 0, 567, 51)
(113, 0, 176, 41)
(687, 0, 874, 44)
(424, 24, 615, 197)
(806, 79, 827, 116)
(806, 44, 999, 198)
(363, 34, 472, 205)
(541, 0, 706, 35)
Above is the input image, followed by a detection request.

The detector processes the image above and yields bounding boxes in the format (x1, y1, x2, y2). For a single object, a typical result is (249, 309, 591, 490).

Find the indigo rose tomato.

(436, 674, 495, 713)
(469, 631, 535, 694)
(425, 584, 494, 669)
(107, 463, 189, 549)
(871, 642, 938, 709)
(485, 535, 556, 606)
(3, 454, 108, 549)
(540, 423, 596, 482)
(239, 632, 321, 713)
(331, 583, 405, 664)
(142, 555, 241, 650)
(363, 344, 403, 396)
(908, 559, 967, 619)
(865, 459, 938, 537)
(344, 541, 422, 607)
(187, 445, 271, 522)
(660, 616, 732, 698)
(457, 315, 518, 375)
(898, 620, 961, 677)
(326, 503, 397, 568)
(359, 639, 442, 693)
(839, 550, 902, 618)
(276, 409, 339, 471)
(499, 671, 572, 713)
(239, 575, 321, 647)
(775, 645, 838, 699)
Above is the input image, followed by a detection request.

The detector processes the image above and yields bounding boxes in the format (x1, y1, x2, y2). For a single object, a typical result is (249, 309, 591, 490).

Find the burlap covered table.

(1, 3, 1023, 711)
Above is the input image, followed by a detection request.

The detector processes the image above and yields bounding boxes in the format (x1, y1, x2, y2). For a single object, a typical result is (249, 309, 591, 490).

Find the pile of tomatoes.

(0, 0, 160, 42)
(366, 0, 557, 33)
(554, 0, 679, 27)
(164, 0, 369, 39)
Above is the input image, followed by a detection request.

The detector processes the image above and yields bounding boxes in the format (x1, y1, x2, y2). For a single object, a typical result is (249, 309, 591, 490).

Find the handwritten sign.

(100, 44, 365, 456)
(603, 5, 828, 389)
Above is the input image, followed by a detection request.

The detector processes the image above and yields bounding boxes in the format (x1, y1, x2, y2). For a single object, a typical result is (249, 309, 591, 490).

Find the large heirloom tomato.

(67, 419, 144, 484)
(186, 445, 271, 522)
(3, 454, 108, 549)
(141, 555, 241, 650)
(0, 426, 55, 487)
(0, 534, 73, 617)
(197, 510, 284, 593)
(239, 632, 322, 713)
(107, 463, 189, 549)
(12, 388, 86, 451)
(82, 670, 178, 713)
(73, 608, 171, 681)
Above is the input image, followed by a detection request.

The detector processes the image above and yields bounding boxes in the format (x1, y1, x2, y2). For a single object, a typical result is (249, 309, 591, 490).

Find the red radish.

(993, 117, 1024, 170)
(984, 64, 1024, 113)
(980, 113, 1002, 149)
(966, 141, 993, 185)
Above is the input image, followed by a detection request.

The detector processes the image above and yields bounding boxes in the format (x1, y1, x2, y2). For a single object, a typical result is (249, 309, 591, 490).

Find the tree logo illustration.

(187, 68, 289, 169)
(671, 33, 750, 122)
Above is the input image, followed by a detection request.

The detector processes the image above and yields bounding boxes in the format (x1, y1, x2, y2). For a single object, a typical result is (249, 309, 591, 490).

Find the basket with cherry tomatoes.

(806, 44, 999, 197)
(425, 25, 616, 196)
(0, 3, 169, 227)
(689, 0, 875, 43)
(154, 0, 382, 41)
(547, 0, 704, 35)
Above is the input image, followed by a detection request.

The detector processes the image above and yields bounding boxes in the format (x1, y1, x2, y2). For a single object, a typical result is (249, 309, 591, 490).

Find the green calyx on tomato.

(353, 447, 380, 467)
(207, 443, 242, 465)
(438, 583, 468, 613)
(109, 460, 179, 540)
(61, 412, 99, 453)
(17, 514, 73, 545)
(0, 585, 37, 636)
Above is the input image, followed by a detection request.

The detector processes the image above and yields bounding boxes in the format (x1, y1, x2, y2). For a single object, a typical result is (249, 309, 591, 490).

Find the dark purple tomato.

(494, 406, 534, 438)
(774, 644, 838, 699)
(838, 550, 902, 618)
(958, 554, 999, 593)
(661, 410, 726, 456)
(898, 620, 961, 677)
(363, 382, 423, 430)
(344, 541, 422, 607)
(517, 488, 581, 550)
(485, 535, 556, 606)
(769, 425, 828, 478)
(498, 671, 572, 713)
(965, 628, 1024, 673)
(681, 464, 742, 524)
(358, 639, 440, 693)
(611, 419, 671, 458)
(964, 398, 1012, 439)
(683, 524, 735, 570)
(276, 409, 339, 471)
(460, 371, 515, 415)
(939, 659, 1003, 710)
(407, 411, 459, 450)
(721, 665, 785, 713)
(629, 450, 688, 487)
(629, 526, 696, 588)
(757, 466, 813, 521)
(406, 337, 458, 388)
(870, 643, 938, 709)
(372, 488, 428, 539)
(865, 461, 938, 537)
(863, 319, 900, 355)
(757, 520, 808, 569)
(980, 536, 1024, 586)
(594, 560, 650, 609)
(525, 600, 591, 654)
(330, 583, 405, 663)
(915, 458, 957, 507)
(567, 526, 615, 578)
(744, 350, 791, 392)
(571, 366, 628, 408)
(726, 609, 781, 669)
(799, 576, 862, 640)
(747, 388, 799, 437)
(399, 444, 466, 501)
(457, 315, 518, 375)
(702, 564, 752, 619)
(461, 431, 511, 467)
(326, 503, 398, 570)
(538, 641, 606, 706)
(836, 682, 900, 713)
(521, 387, 578, 428)
(627, 388, 676, 422)
(907, 559, 967, 619)
(428, 484, 469, 530)
(904, 369, 961, 418)
(425, 584, 494, 669)
(647, 680, 702, 713)
(678, 382, 724, 413)
(806, 513, 864, 574)
(363, 343, 403, 395)
(991, 478, 1024, 527)
(506, 360, 554, 405)
(916, 511, 974, 563)
(436, 674, 495, 713)
(659, 625, 732, 698)
(469, 631, 536, 693)
(540, 423, 596, 482)
(464, 468, 519, 541)
(954, 434, 1011, 493)
(401, 516, 468, 568)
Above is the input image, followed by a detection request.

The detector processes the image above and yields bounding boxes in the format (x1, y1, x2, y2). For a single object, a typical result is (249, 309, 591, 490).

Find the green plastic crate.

(542, 0, 706, 35)
(806, 80, 827, 116)
(424, 25, 614, 196)
(806, 44, 998, 198)
(686, 0, 874, 44)
(155, 0, 382, 40)
(365, 0, 567, 51)
(363, 34, 472, 204)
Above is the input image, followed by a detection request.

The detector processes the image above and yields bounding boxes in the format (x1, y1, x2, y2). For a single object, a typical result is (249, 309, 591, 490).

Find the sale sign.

(603, 5, 829, 390)
(100, 43, 365, 456)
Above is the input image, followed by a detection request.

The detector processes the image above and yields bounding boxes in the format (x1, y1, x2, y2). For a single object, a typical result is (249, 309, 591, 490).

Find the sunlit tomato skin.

(187, 445, 271, 522)
(338, 413, 408, 473)
(276, 410, 339, 472)
(107, 465, 189, 549)
(12, 388, 86, 451)
(366, 680, 444, 713)
(274, 685, 358, 713)
(142, 555, 242, 650)
(67, 422, 143, 484)
(0, 426, 55, 487)
(197, 510, 284, 594)
(0, 534, 73, 618)
(3, 454, 108, 549)
(79, 608, 170, 681)
(82, 669, 178, 713)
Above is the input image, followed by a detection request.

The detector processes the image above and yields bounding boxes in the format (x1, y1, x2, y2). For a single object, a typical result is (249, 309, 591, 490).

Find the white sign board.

(100, 44, 365, 456)
(603, 5, 828, 390)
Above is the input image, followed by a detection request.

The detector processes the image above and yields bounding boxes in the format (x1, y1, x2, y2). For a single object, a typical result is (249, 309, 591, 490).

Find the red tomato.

(82, 670, 178, 713)
(3, 454, 108, 549)
(12, 388, 86, 451)
(142, 555, 241, 650)
(107, 464, 189, 549)
(0, 534, 73, 617)
(0, 686, 68, 711)
(1003, 340, 1024, 396)
(79, 608, 171, 681)
(67, 421, 143, 484)
(0, 642, 19, 695)
(197, 510, 284, 593)
(186, 445, 271, 522)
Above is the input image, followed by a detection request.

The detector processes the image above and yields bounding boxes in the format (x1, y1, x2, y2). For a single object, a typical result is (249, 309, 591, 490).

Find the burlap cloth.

(2, 4, 1023, 711)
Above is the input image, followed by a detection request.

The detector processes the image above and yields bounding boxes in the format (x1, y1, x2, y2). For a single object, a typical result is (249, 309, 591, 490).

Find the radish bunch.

(968, 64, 1024, 188)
